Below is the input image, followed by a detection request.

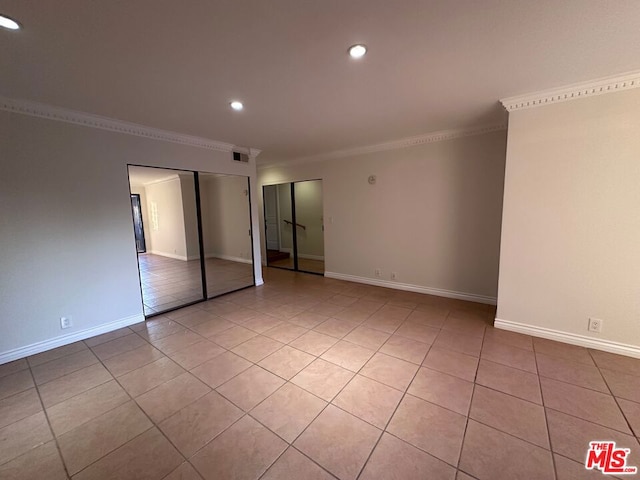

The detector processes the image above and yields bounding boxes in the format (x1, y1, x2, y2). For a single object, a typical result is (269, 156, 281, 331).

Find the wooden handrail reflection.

(283, 219, 306, 230)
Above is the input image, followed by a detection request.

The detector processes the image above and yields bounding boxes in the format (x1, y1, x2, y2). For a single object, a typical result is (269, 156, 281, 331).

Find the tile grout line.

(532, 342, 559, 480)
(24, 357, 73, 479)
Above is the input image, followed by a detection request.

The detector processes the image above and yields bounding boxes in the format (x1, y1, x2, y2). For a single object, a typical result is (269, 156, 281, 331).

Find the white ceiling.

(2, 0, 640, 164)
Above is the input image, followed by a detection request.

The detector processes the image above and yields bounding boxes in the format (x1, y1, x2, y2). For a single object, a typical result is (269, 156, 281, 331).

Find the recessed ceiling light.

(230, 101, 244, 111)
(0, 14, 20, 30)
(348, 44, 367, 59)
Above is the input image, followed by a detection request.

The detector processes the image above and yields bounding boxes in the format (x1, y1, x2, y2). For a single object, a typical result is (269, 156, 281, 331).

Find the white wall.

(294, 180, 324, 259)
(200, 174, 252, 262)
(497, 88, 640, 353)
(179, 175, 201, 260)
(145, 177, 188, 260)
(259, 130, 507, 302)
(0, 110, 262, 362)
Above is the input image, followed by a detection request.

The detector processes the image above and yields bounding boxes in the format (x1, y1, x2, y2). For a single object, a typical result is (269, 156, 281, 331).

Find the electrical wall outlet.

(391, 272, 398, 280)
(374, 268, 382, 277)
(60, 316, 73, 329)
(588, 317, 603, 333)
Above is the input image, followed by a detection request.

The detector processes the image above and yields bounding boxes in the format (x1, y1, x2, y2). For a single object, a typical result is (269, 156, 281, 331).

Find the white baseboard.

(205, 253, 253, 264)
(148, 250, 189, 261)
(495, 318, 640, 359)
(298, 253, 325, 261)
(324, 272, 497, 305)
(0, 314, 145, 365)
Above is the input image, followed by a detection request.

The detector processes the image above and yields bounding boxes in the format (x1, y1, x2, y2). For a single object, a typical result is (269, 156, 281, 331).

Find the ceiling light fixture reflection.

(348, 44, 367, 59)
(230, 101, 244, 111)
(0, 14, 20, 30)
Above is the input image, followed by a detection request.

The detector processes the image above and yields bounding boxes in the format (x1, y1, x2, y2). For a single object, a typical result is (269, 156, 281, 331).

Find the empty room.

(1, 1, 639, 479)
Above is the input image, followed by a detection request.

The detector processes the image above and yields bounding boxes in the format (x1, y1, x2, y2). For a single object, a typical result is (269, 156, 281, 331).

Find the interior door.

(264, 185, 279, 250)
(130, 194, 146, 253)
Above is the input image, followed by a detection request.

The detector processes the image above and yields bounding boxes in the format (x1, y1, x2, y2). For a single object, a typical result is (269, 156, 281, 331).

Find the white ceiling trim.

(260, 123, 507, 169)
(0, 95, 252, 154)
(501, 69, 640, 112)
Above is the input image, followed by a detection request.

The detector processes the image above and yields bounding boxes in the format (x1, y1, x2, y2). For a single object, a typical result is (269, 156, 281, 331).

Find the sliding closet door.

(128, 166, 204, 315)
(199, 172, 255, 297)
(293, 180, 325, 274)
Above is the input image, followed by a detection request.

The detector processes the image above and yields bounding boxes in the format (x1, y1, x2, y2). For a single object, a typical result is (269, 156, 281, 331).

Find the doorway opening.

(127, 165, 255, 316)
(263, 179, 324, 275)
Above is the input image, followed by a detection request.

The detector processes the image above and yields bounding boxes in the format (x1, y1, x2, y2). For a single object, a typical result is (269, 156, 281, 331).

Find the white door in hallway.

(264, 184, 280, 250)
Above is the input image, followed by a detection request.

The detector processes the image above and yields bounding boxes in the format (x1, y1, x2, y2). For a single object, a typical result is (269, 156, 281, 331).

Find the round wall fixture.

(368, 175, 377, 185)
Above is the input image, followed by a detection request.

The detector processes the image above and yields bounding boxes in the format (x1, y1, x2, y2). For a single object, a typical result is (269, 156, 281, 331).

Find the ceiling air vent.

(232, 151, 249, 163)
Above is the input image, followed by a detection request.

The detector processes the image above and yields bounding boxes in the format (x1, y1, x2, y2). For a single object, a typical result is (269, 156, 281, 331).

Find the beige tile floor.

(1, 267, 640, 479)
(139, 254, 254, 315)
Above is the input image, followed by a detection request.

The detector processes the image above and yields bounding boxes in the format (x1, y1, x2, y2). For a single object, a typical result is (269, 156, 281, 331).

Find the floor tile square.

(432, 330, 483, 357)
(73, 427, 183, 480)
(378, 335, 430, 364)
(0, 441, 67, 480)
(289, 312, 330, 329)
(258, 345, 316, 379)
(159, 390, 243, 457)
(0, 388, 41, 430)
(536, 353, 607, 392)
(261, 447, 335, 480)
(46, 380, 129, 436)
(387, 395, 466, 465)
(314, 318, 359, 339)
(394, 321, 439, 345)
(0, 411, 53, 465)
(251, 383, 327, 442)
(475, 359, 542, 404)
(533, 338, 594, 365)
(333, 375, 402, 428)
(169, 340, 226, 370)
(291, 359, 355, 401)
(360, 432, 455, 480)
(546, 409, 639, 464)
(290, 331, 339, 356)
(216, 365, 285, 411)
(321, 340, 375, 372)
(191, 351, 252, 388)
(150, 330, 203, 355)
(117, 356, 185, 397)
(57, 401, 151, 475)
(343, 326, 390, 350)
(0, 369, 35, 401)
(459, 420, 554, 480)
(209, 325, 257, 349)
(263, 322, 309, 343)
(470, 385, 549, 448)
(540, 377, 630, 433)
(91, 333, 148, 361)
(191, 415, 287, 480)
(618, 398, 640, 437)
(294, 405, 381, 480)
(101, 344, 165, 377)
(360, 352, 419, 391)
(408, 367, 473, 415)
(481, 339, 537, 373)
(601, 368, 640, 403)
(31, 349, 99, 385)
(232, 335, 284, 362)
(423, 347, 479, 381)
(135, 372, 210, 422)
(39, 363, 112, 408)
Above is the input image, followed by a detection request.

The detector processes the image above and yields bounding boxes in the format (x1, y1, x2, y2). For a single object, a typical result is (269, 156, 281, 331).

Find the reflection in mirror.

(128, 166, 204, 315)
(199, 172, 255, 297)
(263, 183, 295, 270)
(294, 180, 325, 274)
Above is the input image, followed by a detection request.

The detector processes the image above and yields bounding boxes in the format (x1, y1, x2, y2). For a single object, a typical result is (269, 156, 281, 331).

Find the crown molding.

(501, 70, 640, 112)
(258, 123, 507, 169)
(0, 95, 254, 154)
